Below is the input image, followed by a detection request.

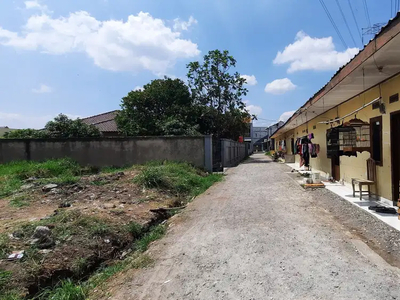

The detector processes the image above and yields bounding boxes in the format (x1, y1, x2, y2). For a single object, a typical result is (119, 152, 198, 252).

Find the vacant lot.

(0, 159, 221, 299)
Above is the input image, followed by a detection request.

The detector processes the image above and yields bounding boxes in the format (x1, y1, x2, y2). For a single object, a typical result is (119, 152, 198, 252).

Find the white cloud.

(173, 16, 197, 31)
(273, 31, 359, 73)
(247, 104, 262, 116)
(279, 110, 296, 122)
(32, 84, 52, 93)
(241, 75, 257, 86)
(264, 78, 296, 95)
(133, 86, 143, 91)
(0, 11, 200, 74)
(243, 100, 262, 116)
(0, 112, 82, 129)
(24, 0, 51, 13)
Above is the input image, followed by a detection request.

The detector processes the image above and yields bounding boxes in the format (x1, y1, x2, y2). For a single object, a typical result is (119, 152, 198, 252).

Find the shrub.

(134, 162, 222, 198)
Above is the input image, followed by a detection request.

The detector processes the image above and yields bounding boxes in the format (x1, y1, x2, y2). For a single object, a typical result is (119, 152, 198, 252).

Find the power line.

(335, 0, 357, 47)
(363, 0, 371, 27)
(318, 0, 348, 48)
(348, 0, 362, 43)
(391, 0, 393, 18)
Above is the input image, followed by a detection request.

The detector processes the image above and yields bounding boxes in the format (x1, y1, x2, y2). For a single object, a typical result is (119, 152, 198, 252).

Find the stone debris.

(30, 226, 55, 249)
(42, 184, 58, 192)
(20, 184, 35, 190)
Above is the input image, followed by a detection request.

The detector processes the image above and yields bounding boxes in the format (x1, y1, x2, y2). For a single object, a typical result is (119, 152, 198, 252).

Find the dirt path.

(109, 154, 400, 300)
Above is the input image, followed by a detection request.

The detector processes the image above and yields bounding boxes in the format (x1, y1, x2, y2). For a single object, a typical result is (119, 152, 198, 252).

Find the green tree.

(116, 78, 200, 136)
(3, 128, 48, 139)
(3, 114, 101, 139)
(44, 114, 101, 138)
(187, 49, 253, 139)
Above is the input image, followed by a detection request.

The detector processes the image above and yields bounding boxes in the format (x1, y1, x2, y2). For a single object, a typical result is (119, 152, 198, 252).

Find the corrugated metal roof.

(273, 12, 400, 138)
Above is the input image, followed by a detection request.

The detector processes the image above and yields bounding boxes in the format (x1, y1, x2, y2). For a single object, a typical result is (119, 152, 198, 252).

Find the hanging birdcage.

(341, 118, 370, 152)
(326, 118, 370, 157)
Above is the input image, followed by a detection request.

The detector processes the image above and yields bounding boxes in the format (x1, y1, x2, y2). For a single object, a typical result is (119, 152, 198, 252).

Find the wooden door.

(331, 155, 340, 181)
(391, 111, 400, 206)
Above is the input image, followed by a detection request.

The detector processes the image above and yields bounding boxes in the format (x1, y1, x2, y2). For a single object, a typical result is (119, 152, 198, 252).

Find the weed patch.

(16, 210, 114, 242)
(126, 222, 144, 239)
(0, 159, 90, 197)
(135, 224, 166, 252)
(134, 162, 222, 199)
(36, 280, 86, 300)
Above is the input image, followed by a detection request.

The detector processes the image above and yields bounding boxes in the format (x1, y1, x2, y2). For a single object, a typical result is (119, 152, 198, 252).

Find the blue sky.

(0, 0, 396, 128)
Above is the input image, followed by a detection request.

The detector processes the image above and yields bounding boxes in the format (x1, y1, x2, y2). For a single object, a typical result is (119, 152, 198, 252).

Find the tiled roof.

(81, 110, 119, 132)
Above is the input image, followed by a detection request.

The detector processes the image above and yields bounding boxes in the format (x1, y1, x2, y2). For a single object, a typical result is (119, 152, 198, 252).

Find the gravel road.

(111, 154, 400, 300)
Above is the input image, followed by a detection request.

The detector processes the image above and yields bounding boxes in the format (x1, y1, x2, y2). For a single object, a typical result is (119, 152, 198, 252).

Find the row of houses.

(244, 121, 284, 153)
(271, 13, 400, 207)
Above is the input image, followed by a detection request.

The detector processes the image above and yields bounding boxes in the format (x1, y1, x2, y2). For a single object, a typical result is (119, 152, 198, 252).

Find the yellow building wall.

(275, 74, 400, 201)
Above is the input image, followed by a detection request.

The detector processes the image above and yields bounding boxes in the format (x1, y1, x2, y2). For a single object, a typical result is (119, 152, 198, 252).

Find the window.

(370, 116, 382, 165)
(389, 93, 399, 104)
(372, 102, 380, 110)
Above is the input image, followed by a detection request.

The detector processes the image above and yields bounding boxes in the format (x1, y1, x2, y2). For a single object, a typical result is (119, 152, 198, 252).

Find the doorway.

(331, 155, 340, 181)
(291, 138, 295, 155)
(390, 111, 400, 206)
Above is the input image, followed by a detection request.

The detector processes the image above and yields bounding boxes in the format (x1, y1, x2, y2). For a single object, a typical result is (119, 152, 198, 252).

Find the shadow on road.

(242, 155, 272, 164)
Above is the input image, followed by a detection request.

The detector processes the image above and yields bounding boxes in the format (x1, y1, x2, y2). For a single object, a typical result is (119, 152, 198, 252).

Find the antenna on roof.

(362, 23, 386, 45)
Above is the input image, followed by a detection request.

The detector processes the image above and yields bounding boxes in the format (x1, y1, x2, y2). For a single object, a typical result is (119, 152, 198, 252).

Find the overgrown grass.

(0, 159, 86, 197)
(134, 224, 166, 252)
(126, 222, 144, 239)
(86, 253, 153, 291)
(0, 159, 131, 197)
(134, 161, 222, 199)
(85, 225, 163, 292)
(36, 279, 86, 300)
(16, 210, 113, 242)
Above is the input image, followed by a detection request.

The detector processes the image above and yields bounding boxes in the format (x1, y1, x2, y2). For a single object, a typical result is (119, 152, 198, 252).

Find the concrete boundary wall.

(0, 136, 212, 171)
(221, 139, 247, 167)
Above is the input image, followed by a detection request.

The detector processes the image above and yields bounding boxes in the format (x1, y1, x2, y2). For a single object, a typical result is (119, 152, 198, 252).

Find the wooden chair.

(352, 158, 376, 200)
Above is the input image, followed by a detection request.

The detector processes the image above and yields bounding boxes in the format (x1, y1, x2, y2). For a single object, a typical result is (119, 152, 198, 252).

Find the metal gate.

(212, 138, 223, 172)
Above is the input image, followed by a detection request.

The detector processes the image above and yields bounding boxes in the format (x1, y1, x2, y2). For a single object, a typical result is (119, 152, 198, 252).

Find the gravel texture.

(110, 153, 400, 300)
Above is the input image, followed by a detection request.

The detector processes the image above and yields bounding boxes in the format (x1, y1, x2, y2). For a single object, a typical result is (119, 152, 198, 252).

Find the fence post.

(204, 135, 213, 173)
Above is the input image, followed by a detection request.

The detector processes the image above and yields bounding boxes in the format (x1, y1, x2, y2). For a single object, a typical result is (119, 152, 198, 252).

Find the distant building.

(244, 121, 284, 152)
(81, 110, 120, 137)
